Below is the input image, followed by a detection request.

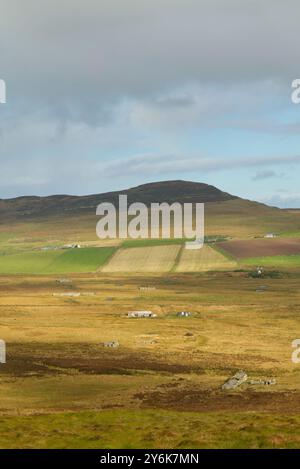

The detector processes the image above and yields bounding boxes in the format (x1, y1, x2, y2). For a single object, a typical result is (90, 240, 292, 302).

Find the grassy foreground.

(1, 410, 300, 449)
(1, 272, 300, 448)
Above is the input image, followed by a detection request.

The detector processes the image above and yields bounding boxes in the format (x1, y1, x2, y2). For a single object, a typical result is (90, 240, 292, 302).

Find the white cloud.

(260, 193, 300, 208)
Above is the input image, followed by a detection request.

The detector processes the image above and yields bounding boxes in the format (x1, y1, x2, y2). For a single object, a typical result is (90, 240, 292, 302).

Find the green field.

(0, 247, 115, 274)
(46, 247, 115, 273)
(2, 237, 300, 275)
(121, 238, 188, 248)
(243, 254, 300, 268)
(0, 251, 61, 274)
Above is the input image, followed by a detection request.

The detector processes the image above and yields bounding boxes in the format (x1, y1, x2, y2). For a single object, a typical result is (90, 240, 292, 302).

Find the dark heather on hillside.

(0, 180, 237, 220)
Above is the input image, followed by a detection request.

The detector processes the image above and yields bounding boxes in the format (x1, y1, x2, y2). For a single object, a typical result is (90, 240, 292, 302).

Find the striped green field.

(45, 247, 116, 273)
(0, 247, 115, 274)
(176, 245, 237, 272)
(121, 238, 187, 248)
(0, 244, 239, 274)
(0, 250, 61, 274)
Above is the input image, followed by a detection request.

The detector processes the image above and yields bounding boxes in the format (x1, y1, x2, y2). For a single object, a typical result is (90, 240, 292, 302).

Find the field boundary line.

(211, 242, 237, 261)
(170, 244, 185, 272)
(97, 246, 119, 272)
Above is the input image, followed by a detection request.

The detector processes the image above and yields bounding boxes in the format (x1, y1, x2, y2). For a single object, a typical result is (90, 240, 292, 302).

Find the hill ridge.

(0, 180, 237, 220)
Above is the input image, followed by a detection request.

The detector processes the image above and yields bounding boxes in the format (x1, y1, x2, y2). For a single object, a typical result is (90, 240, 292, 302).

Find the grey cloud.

(220, 119, 300, 135)
(1, 0, 300, 122)
(252, 170, 284, 181)
(1, 0, 300, 200)
(101, 153, 300, 177)
(156, 94, 195, 109)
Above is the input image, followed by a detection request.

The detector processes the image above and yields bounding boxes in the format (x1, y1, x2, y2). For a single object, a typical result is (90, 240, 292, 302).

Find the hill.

(1, 180, 300, 249)
(0, 180, 236, 221)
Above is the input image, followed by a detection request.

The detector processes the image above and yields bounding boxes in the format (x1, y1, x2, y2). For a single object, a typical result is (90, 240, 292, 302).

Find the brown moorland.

(219, 238, 300, 259)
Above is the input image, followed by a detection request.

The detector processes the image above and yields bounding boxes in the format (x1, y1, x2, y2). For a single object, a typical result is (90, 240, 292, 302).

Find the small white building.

(103, 341, 119, 348)
(62, 243, 81, 249)
(127, 311, 157, 318)
(264, 233, 276, 239)
(177, 311, 192, 317)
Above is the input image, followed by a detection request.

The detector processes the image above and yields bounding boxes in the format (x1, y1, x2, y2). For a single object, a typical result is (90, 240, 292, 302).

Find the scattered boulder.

(56, 278, 72, 284)
(222, 370, 248, 390)
(256, 285, 267, 293)
(140, 339, 157, 345)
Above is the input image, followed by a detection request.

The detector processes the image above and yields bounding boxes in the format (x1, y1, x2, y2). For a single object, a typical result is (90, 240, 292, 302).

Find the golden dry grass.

(176, 245, 237, 272)
(101, 245, 181, 272)
(1, 272, 300, 447)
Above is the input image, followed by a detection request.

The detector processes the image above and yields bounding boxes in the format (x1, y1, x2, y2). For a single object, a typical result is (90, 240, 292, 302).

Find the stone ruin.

(249, 378, 277, 386)
(102, 341, 119, 348)
(53, 292, 81, 297)
(127, 311, 157, 318)
(56, 278, 72, 284)
(222, 370, 277, 390)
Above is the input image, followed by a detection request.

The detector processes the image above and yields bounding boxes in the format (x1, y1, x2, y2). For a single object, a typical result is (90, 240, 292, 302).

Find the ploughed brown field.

(219, 238, 300, 259)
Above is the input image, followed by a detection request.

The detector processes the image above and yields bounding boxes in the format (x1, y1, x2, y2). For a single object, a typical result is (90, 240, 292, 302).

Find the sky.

(1, 0, 300, 207)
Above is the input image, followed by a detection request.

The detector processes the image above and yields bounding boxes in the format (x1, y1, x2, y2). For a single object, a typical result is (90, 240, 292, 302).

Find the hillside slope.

(0, 180, 236, 221)
(0, 180, 300, 242)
